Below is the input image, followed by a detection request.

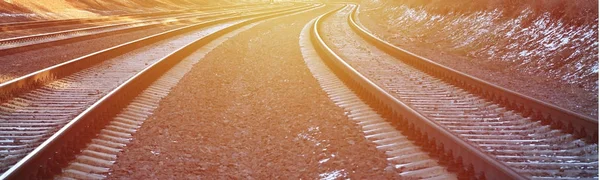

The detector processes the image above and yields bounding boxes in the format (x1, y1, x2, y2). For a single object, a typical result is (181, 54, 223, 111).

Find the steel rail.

(0, 9, 192, 31)
(310, 4, 527, 180)
(347, 6, 598, 143)
(0, 4, 291, 55)
(0, 12, 230, 43)
(0, 4, 266, 31)
(0, 4, 312, 103)
(0, 4, 323, 179)
(0, 3, 314, 174)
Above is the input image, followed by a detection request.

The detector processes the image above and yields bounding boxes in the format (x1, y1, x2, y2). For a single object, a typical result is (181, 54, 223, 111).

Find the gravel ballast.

(107, 6, 397, 179)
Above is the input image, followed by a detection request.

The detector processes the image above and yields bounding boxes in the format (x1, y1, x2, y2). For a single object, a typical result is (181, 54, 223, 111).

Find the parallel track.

(0, 4, 290, 55)
(0, 9, 195, 35)
(311, 4, 598, 180)
(55, 5, 328, 179)
(0, 4, 320, 179)
(301, 7, 459, 179)
(0, 10, 209, 39)
(0, 2, 595, 179)
(0, 4, 264, 32)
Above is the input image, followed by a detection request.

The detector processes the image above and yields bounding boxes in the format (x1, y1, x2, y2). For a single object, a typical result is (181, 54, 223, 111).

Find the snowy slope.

(359, 0, 598, 92)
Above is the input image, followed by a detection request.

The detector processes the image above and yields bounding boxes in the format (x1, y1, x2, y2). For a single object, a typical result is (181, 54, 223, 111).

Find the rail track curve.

(310, 4, 598, 180)
(0, 4, 319, 179)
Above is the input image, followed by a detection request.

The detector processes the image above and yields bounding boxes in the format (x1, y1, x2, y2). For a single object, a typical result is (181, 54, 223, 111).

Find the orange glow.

(1, 0, 206, 20)
(3, 0, 100, 19)
(0, 74, 16, 83)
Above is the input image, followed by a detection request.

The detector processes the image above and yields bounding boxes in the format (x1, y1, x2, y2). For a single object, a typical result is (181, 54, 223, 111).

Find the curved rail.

(0, 4, 291, 55)
(310, 5, 527, 180)
(0, 4, 266, 32)
(0, 12, 232, 45)
(0, 4, 312, 104)
(0, 9, 192, 31)
(0, 4, 323, 179)
(347, 6, 597, 143)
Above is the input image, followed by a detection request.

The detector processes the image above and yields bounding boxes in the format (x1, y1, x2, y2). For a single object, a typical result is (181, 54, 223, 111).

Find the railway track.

(301, 6, 459, 179)
(0, 4, 289, 55)
(0, 9, 196, 35)
(0, 4, 263, 32)
(0, 4, 322, 179)
(55, 6, 329, 179)
(0, 4, 301, 99)
(0, 5, 292, 84)
(310, 4, 598, 180)
(0, 2, 595, 179)
(0, 10, 214, 39)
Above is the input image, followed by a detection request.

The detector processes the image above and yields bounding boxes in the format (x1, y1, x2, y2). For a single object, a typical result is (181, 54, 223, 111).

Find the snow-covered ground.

(359, 0, 598, 92)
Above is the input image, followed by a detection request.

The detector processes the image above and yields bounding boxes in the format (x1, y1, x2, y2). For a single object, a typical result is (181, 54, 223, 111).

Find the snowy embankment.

(360, 0, 598, 92)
